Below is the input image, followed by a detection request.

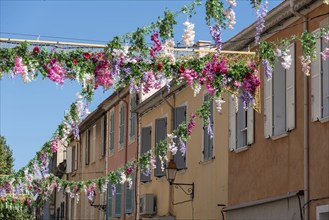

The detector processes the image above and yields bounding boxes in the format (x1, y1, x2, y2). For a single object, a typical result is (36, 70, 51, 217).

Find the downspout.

(290, 1, 309, 220)
(136, 111, 141, 220)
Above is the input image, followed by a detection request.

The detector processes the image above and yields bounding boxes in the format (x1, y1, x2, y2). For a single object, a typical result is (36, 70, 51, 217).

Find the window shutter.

(247, 107, 254, 145)
(155, 118, 167, 177)
(130, 95, 136, 138)
(209, 97, 214, 158)
(311, 30, 322, 121)
(264, 68, 273, 138)
(236, 99, 247, 148)
(106, 182, 113, 220)
(229, 95, 236, 151)
(173, 106, 187, 169)
(85, 130, 90, 165)
(92, 125, 96, 162)
(141, 127, 151, 182)
(203, 94, 210, 160)
(273, 60, 286, 136)
(286, 43, 296, 131)
(66, 147, 72, 173)
(114, 184, 122, 217)
(322, 37, 329, 118)
(74, 143, 78, 171)
(119, 105, 125, 145)
(125, 174, 134, 213)
(101, 115, 106, 157)
(109, 111, 115, 154)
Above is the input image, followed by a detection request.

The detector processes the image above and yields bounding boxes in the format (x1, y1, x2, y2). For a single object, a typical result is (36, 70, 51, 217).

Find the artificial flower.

(182, 20, 195, 47)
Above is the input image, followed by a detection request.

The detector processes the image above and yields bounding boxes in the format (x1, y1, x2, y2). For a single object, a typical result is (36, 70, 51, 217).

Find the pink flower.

(51, 139, 58, 153)
(33, 46, 40, 53)
(13, 56, 28, 75)
(179, 68, 198, 86)
(143, 71, 156, 94)
(44, 59, 66, 84)
(150, 157, 156, 169)
(94, 60, 113, 89)
(150, 33, 162, 59)
(53, 180, 57, 189)
(187, 113, 196, 136)
(321, 48, 329, 60)
(83, 52, 90, 60)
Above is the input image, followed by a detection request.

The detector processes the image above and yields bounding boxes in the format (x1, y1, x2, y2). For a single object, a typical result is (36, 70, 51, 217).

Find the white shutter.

(286, 43, 296, 131)
(264, 76, 273, 138)
(247, 107, 254, 145)
(311, 29, 322, 121)
(229, 95, 236, 151)
(66, 147, 72, 173)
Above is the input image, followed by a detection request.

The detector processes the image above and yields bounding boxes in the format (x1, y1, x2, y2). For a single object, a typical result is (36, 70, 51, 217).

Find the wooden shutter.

(264, 73, 273, 138)
(74, 143, 78, 171)
(247, 107, 254, 145)
(119, 104, 125, 146)
(110, 111, 115, 154)
(173, 106, 187, 169)
(209, 97, 214, 158)
(101, 115, 106, 157)
(66, 146, 72, 173)
(311, 29, 322, 121)
(114, 184, 122, 217)
(85, 130, 90, 165)
(92, 125, 96, 162)
(125, 174, 134, 214)
(229, 95, 236, 151)
(106, 182, 113, 220)
(130, 95, 136, 138)
(236, 99, 247, 148)
(203, 94, 213, 160)
(273, 59, 286, 136)
(286, 43, 296, 131)
(141, 127, 151, 182)
(322, 37, 329, 118)
(155, 118, 167, 177)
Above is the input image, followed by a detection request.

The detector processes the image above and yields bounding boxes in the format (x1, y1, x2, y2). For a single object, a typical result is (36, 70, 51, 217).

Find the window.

(229, 96, 254, 151)
(155, 118, 167, 177)
(129, 95, 137, 140)
(91, 125, 96, 163)
(85, 129, 90, 165)
(173, 106, 187, 169)
(106, 182, 113, 220)
(109, 110, 115, 155)
(264, 43, 295, 138)
(72, 143, 78, 171)
(66, 146, 72, 173)
(119, 103, 125, 148)
(316, 204, 329, 220)
(114, 183, 122, 218)
(101, 115, 107, 157)
(311, 29, 329, 121)
(141, 127, 152, 182)
(203, 94, 214, 161)
(125, 174, 134, 214)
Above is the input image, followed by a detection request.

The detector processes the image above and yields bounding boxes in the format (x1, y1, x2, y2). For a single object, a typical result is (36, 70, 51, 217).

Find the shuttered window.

(125, 174, 134, 214)
(203, 94, 214, 160)
(119, 104, 125, 148)
(141, 127, 152, 182)
(173, 106, 187, 169)
(101, 115, 107, 157)
(74, 143, 78, 171)
(114, 183, 122, 217)
(85, 129, 90, 165)
(106, 182, 113, 220)
(109, 111, 115, 155)
(66, 146, 72, 173)
(155, 118, 167, 177)
(229, 95, 254, 151)
(264, 43, 295, 138)
(129, 95, 136, 139)
(311, 29, 329, 121)
(91, 125, 96, 163)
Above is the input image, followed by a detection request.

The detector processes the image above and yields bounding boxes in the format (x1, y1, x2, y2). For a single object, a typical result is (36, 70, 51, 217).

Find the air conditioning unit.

(140, 194, 156, 216)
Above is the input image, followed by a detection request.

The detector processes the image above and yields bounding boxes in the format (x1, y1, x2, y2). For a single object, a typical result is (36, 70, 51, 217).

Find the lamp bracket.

(171, 182, 194, 199)
(90, 204, 107, 212)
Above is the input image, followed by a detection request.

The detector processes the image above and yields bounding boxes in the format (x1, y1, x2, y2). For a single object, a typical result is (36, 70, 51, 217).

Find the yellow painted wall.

(140, 85, 228, 219)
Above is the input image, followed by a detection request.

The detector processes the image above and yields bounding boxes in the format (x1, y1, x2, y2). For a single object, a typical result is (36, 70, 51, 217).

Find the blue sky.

(0, 0, 282, 171)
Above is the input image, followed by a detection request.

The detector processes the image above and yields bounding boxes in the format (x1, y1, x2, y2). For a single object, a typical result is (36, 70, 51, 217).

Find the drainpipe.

(290, 1, 309, 220)
(136, 111, 141, 220)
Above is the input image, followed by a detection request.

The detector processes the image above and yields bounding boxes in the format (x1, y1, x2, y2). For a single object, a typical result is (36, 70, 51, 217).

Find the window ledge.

(270, 132, 288, 141)
(199, 156, 215, 165)
(319, 116, 329, 123)
(233, 145, 250, 153)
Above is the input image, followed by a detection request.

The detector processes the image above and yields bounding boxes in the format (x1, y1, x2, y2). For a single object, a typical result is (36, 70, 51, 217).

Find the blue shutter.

(125, 174, 134, 214)
(273, 59, 286, 136)
(110, 111, 115, 154)
(173, 106, 187, 169)
(130, 95, 136, 138)
(141, 127, 152, 182)
(114, 184, 122, 217)
(322, 37, 329, 118)
(106, 182, 113, 220)
(155, 118, 167, 177)
(203, 94, 213, 160)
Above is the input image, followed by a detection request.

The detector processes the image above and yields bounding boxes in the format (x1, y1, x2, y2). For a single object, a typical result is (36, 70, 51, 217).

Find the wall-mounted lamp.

(166, 160, 194, 199)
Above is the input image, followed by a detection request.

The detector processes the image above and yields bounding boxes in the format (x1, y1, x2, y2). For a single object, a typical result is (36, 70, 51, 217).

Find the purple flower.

(179, 137, 186, 156)
(0, 187, 6, 198)
(240, 91, 254, 110)
(262, 59, 273, 80)
(209, 25, 222, 53)
(255, 1, 268, 43)
(143, 168, 152, 177)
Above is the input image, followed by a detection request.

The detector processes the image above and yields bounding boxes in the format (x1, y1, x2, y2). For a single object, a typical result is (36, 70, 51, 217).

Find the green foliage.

(259, 40, 276, 67)
(205, 0, 225, 27)
(250, 0, 262, 9)
(0, 135, 14, 175)
(157, 9, 177, 40)
(301, 31, 317, 59)
(0, 200, 33, 220)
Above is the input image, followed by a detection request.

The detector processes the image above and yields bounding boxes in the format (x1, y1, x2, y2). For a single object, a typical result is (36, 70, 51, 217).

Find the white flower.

(281, 53, 292, 70)
(324, 0, 329, 5)
(168, 141, 177, 155)
(182, 21, 195, 47)
(120, 172, 127, 184)
(226, 0, 237, 7)
(274, 48, 282, 57)
(224, 8, 236, 30)
(215, 97, 226, 113)
(300, 56, 312, 76)
(193, 82, 201, 97)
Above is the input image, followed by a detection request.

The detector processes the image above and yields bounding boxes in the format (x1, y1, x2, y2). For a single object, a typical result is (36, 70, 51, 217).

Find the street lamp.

(165, 159, 194, 199)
